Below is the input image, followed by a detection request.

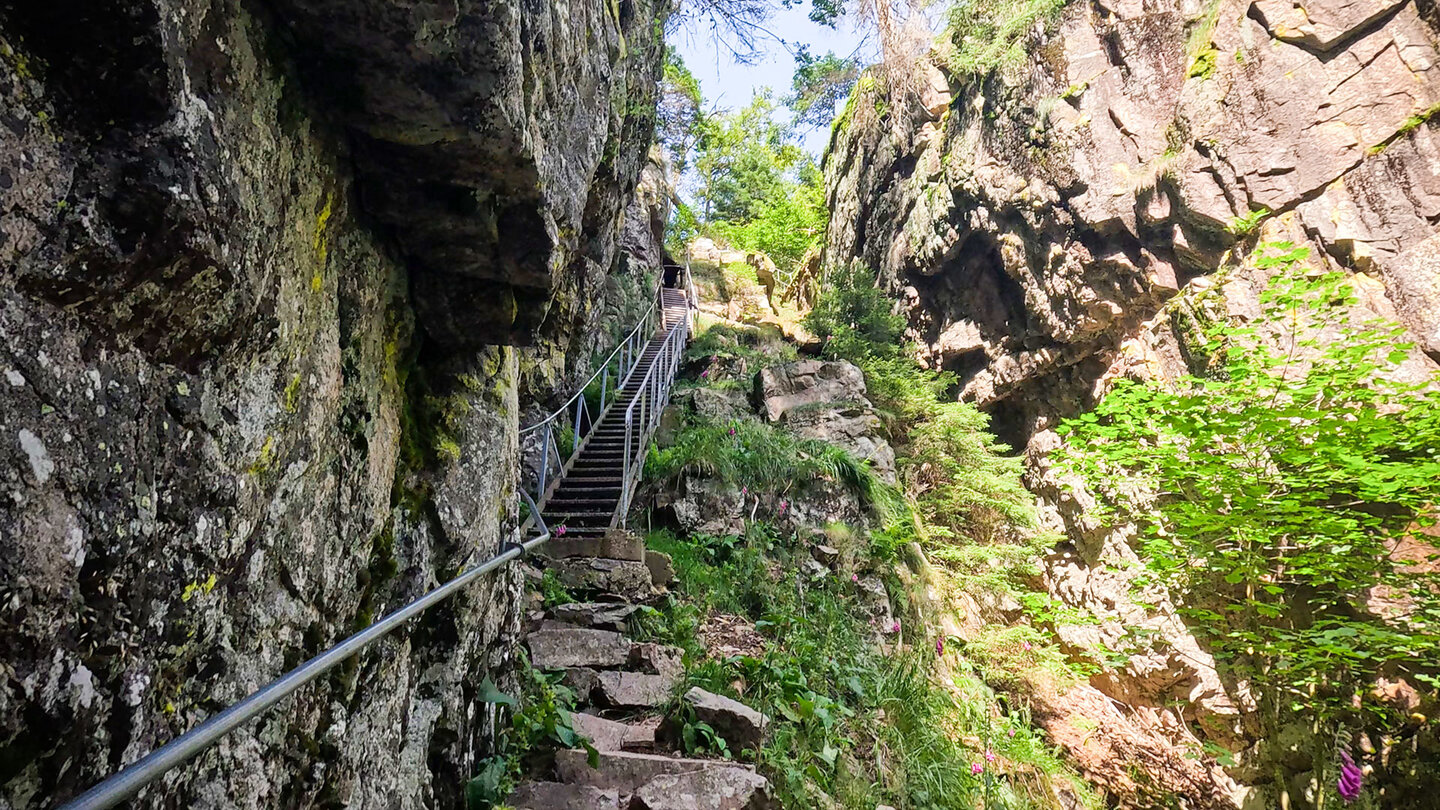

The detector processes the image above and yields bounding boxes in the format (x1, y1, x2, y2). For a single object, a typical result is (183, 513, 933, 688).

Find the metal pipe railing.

(61, 493, 551, 810)
(618, 307, 689, 526)
(520, 282, 665, 507)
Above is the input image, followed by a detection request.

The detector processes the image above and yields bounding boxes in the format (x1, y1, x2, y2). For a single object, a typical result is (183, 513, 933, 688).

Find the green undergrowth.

(640, 524, 1098, 809)
(683, 320, 797, 375)
(647, 418, 904, 520)
(466, 651, 598, 809)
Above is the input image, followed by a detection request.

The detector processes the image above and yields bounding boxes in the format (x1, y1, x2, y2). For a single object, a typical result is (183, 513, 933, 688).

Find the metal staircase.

(523, 281, 692, 534)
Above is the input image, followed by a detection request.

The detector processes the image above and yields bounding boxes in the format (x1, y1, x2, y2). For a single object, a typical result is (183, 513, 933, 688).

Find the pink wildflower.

(1338, 751, 1363, 802)
(984, 750, 996, 763)
(741, 486, 748, 496)
(728, 426, 736, 436)
(556, 525, 568, 536)
(890, 620, 901, 634)
(970, 763, 984, 775)
(1022, 641, 1032, 652)
(851, 573, 859, 583)
(778, 499, 789, 514)
(700, 369, 710, 378)
(936, 637, 945, 656)
(1007, 728, 1016, 738)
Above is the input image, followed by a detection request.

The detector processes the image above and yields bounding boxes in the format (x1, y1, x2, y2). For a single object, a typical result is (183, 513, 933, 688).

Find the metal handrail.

(519, 281, 666, 507)
(520, 282, 663, 437)
(60, 495, 551, 810)
(618, 297, 690, 525)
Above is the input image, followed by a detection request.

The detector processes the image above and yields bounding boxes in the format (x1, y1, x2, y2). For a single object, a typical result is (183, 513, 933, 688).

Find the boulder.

(628, 642, 685, 680)
(689, 386, 754, 421)
(593, 671, 679, 709)
(778, 404, 897, 483)
(756, 360, 869, 422)
(508, 781, 620, 810)
(630, 767, 773, 810)
(526, 629, 633, 669)
(571, 712, 646, 753)
(554, 749, 759, 795)
(564, 668, 603, 703)
(660, 688, 769, 752)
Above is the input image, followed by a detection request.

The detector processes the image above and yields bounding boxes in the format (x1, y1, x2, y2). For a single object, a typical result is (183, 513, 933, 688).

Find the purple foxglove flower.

(556, 525, 567, 536)
(936, 637, 945, 655)
(971, 762, 984, 775)
(984, 750, 996, 763)
(1338, 751, 1362, 802)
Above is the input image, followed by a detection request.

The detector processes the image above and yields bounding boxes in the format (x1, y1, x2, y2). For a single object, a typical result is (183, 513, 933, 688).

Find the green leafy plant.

(1057, 241, 1440, 736)
(466, 657, 598, 808)
(1227, 205, 1270, 236)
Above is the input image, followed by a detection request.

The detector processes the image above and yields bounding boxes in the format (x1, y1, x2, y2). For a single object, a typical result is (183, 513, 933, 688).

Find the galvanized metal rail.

(60, 495, 550, 810)
(62, 273, 698, 810)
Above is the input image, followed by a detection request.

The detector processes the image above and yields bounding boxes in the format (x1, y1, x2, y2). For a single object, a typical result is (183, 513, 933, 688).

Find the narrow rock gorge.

(0, 0, 667, 805)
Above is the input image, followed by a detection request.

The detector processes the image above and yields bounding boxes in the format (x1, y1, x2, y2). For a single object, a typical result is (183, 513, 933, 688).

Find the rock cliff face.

(824, 0, 1438, 805)
(0, 0, 666, 807)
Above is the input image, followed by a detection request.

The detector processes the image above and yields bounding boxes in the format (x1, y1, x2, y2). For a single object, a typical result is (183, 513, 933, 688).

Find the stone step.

(549, 557, 654, 601)
(526, 628, 632, 669)
(570, 711, 657, 752)
(547, 602, 642, 632)
(593, 670, 678, 710)
(657, 688, 769, 753)
(541, 531, 645, 562)
(508, 781, 619, 810)
(554, 750, 760, 797)
(631, 767, 772, 810)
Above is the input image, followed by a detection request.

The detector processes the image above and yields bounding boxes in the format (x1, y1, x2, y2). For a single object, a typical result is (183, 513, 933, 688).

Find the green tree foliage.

(1057, 243, 1440, 733)
(694, 91, 804, 222)
(803, 262, 907, 361)
(787, 48, 862, 130)
(709, 169, 827, 275)
(658, 47, 705, 173)
(903, 405, 1035, 543)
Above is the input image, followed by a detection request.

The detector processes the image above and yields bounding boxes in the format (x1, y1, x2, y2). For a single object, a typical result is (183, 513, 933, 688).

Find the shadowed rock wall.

(0, 0, 667, 806)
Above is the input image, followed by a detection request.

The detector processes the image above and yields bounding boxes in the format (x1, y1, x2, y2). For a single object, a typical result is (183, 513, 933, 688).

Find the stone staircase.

(512, 604, 774, 810)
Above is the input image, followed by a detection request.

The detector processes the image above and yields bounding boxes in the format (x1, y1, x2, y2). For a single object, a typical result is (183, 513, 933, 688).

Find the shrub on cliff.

(1057, 243, 1440, 774)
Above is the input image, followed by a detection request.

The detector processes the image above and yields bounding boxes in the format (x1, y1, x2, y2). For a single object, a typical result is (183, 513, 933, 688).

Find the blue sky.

(669, 6, 871, 156)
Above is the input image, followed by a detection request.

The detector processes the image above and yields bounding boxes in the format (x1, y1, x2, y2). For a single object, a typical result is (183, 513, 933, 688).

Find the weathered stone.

(554, 750, 758, 795)
(756, 360, 869, 422)
(628, 643, 685, 680)
(645, 550, 676, 587)
(550, 557, 655, 600)
(571, 712, 636, 753)
(508, 781, 620, 810)
(593, 671, 679, 710)
(689, 386, 754, 421)
(564, 668, 602, 704)
(630, 767, 773, 810)
(662, 688, 769, 751)
(822, 0, 1440, 803)
(526, 629, 633, 669)
(544, 530, 647, 562)
(548, 603, 643, 633)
